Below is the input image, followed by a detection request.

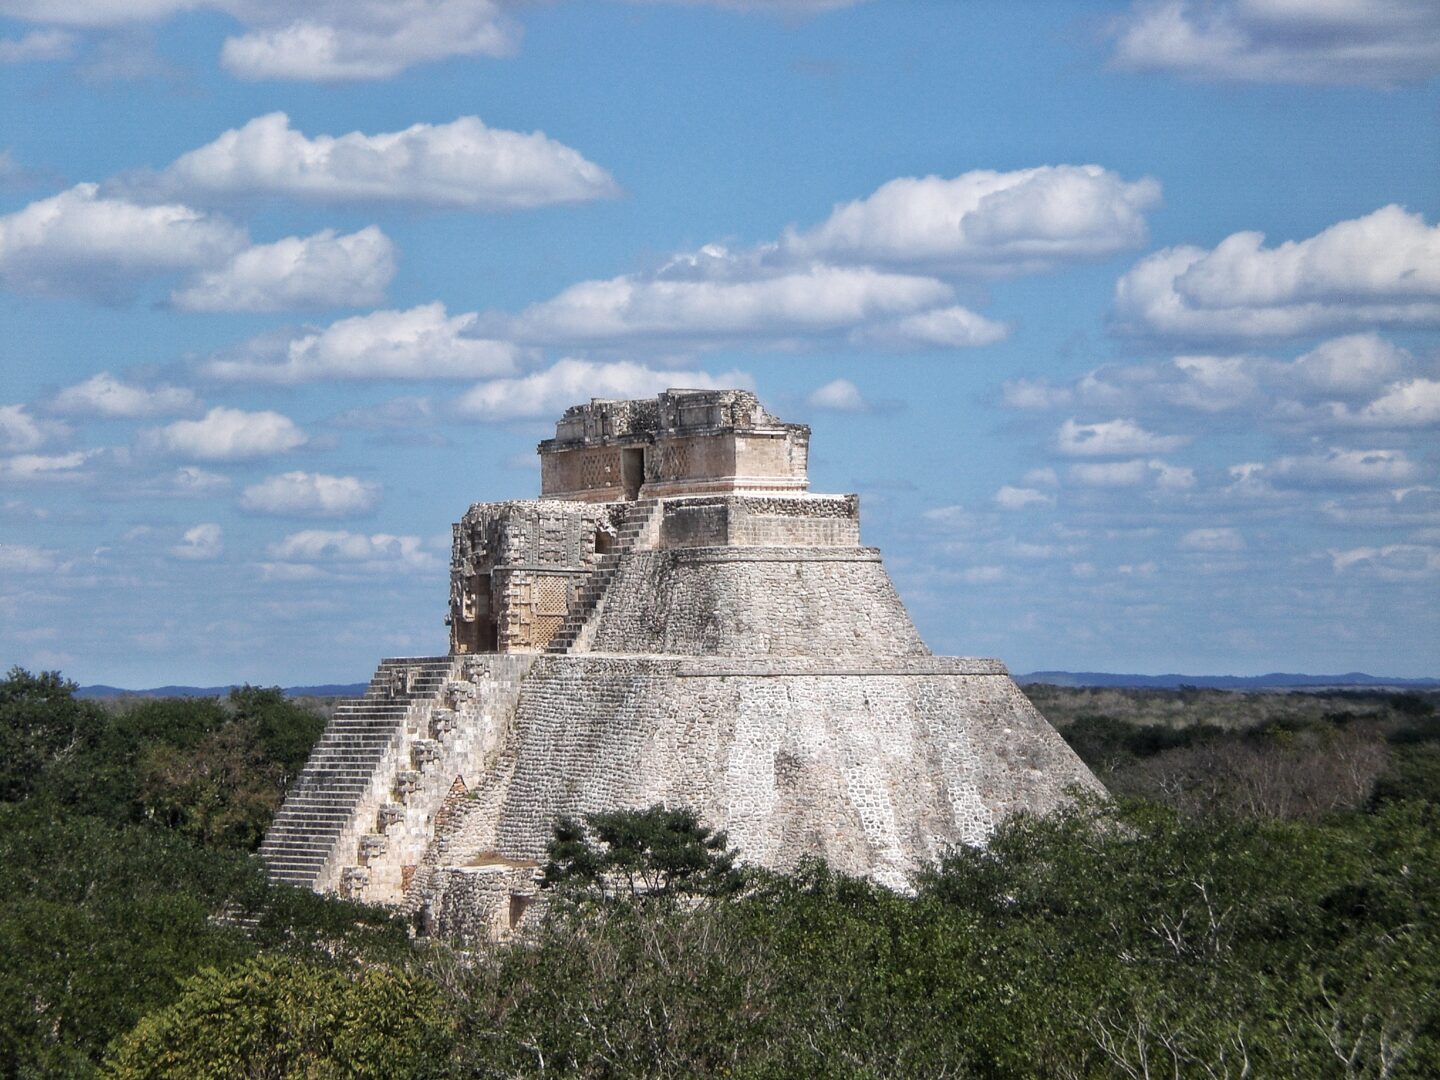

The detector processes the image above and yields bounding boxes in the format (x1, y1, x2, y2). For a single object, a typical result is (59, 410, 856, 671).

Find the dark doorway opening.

(470, 572, 497, 652)
(509, 893, 532, 929)
(621, 447, 645, 500)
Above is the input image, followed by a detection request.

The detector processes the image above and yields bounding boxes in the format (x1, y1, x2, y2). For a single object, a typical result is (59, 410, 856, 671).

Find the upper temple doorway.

(621, 448, 644, 500)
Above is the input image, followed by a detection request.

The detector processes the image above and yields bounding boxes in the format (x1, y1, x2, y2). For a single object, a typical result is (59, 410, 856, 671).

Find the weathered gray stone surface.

(261, 389, 1101, 937)
(477, 657, 1090, 891)
(583, 547, 928, 658)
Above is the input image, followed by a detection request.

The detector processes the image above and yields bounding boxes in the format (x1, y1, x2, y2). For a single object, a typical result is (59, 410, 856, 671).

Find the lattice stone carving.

(531, 615, 563, 650)
(529, 575, 571, 649)
(535, 576, 570, 616)
(660, 443, 690, 479)
(579, 450, 618, 489)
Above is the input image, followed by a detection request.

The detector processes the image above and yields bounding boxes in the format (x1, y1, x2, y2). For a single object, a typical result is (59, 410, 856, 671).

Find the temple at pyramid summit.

(260, 389, 1100, 939)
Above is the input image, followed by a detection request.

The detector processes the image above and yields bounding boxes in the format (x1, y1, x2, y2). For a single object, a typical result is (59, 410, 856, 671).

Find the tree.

(20, 678, 327, 852)
(0, 667, 106, 803)
(542, 804, 742, 901)
(106, 955, 455, 1079)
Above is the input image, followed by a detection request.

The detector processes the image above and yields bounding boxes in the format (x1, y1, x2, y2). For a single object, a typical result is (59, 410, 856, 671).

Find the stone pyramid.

(261, 389, 1099, 938)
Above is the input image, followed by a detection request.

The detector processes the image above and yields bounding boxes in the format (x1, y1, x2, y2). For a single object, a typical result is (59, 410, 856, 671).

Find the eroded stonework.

(260, 388, 1101, 938)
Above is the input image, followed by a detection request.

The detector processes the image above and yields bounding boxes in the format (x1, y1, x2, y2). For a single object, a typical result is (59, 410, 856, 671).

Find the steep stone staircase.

(259, 656, 458, 891)
(546, 497, 660, 654)
(351, 654, 537, 905)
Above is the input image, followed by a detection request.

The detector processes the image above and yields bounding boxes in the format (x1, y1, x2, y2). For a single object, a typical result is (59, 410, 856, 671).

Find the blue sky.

(1, 0, 1437, 685)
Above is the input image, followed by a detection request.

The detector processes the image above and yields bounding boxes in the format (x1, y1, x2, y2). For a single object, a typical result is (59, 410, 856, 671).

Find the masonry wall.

(432, 656, 1101, 893)
(357, 654, 535, 903)
(584, 548, 929, 658)
(428, 865, 541, 946)
(450, 499, 615, 653)
(539, 446, 630, 502)
(658, 495, 860, 549)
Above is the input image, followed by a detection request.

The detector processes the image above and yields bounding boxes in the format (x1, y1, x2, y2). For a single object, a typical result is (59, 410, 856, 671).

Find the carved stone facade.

(448, 500, 616, 654)
(539, 388, 810, 502)
(261, 389, 1101, 939)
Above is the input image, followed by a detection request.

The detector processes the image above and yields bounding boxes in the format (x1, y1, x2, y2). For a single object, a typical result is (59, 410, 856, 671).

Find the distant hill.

(77, 682, 369, 700)
(1017, 671, 1440, 691)
(74, 671, 1439, 699)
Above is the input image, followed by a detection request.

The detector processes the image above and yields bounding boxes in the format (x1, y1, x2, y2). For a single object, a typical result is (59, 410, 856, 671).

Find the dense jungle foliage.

(1, 666, 1437, 1078)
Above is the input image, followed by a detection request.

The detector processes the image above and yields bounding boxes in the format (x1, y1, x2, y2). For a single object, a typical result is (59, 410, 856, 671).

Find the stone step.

(260, 843, 333, 856)
(267, 813, 350, 826)
(299, 756, 389, 766)
(264, 831, 345, 843)
(261, 844, 339, 858)
(263, 654, 461, 891)
(281, 793, 371, 806)
(287, 777, 375, 788)
(318, 728, 405, 737)
(272, 815, 349, 830)
(260, 855, 328, 869)
(292, 777, 383, 788)
(261, 836, 338, 849)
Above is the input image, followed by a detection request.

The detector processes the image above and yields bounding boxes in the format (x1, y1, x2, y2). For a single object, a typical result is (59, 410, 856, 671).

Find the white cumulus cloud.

(51, 372, 200, 418)
(455, 358, 748, 421)
(1179, 527, 1244, 552)
(1329, 544, 1440, 579)
(1113, 206, 1440, 341)
(849, 305, 1008, 350)
(240, 471, 380, 517)
(503, 258, 955, 348)
(1331, 378, 1440, 428)
(169, 522, 223, 561)
(170, 226, 395, 312)
(806, 378, 869, 412)
(261, 529, 438, 576)
(0, 450, 95, 483)
(1291, 333, 1411, 396)
(149, 406, 306, 461)
(0, 183, 396, 311)
(1069, 458, 1194, 489)
(1000, 334, 1427, 432)
(206, 302, 519, 383)
(1109, 0, 1440, 86)
(0, 28, 76, 62)
(1269, 447, 1421, 488)
(0, 2, 198, 27)
(166, 466, 230, 496)
(149, 111, 618, 208)
(1057, 417, 1189, 456)
(0, 542, 58, 573)
(0, 404, 66, 452)
(219, 0, 516, 81)
(483, 165, 1156, 354)
(0, 0, 861, 82)
(783, 165, 1161, 273)
(0, 183, 245, 301)
(994, 485, 1054, 510)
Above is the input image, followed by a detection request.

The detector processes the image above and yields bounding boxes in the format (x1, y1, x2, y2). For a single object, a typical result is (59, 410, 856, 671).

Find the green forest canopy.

(1, 667, 1437, 1078)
